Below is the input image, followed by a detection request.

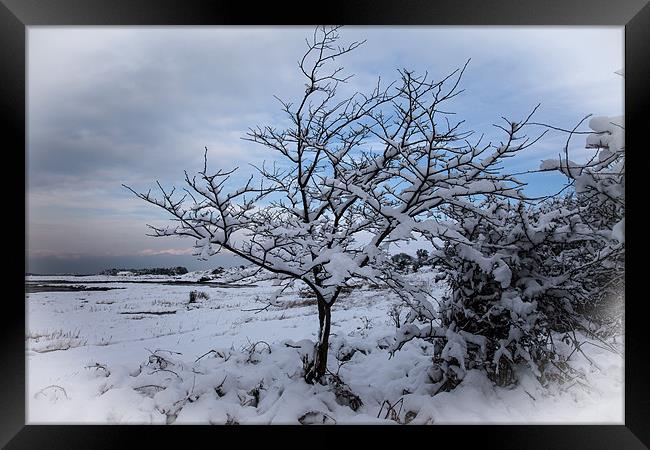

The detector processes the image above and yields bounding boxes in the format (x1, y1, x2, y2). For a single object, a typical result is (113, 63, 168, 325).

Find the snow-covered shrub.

(396, 121, 623, 390)
(391, 253, 416, 273)
(390, 103, 624, 391)
(413, 249, 430, 271)
(393, 196, 622, 391)
(419, 198, 587, 388)
(540, 115, 624, 331)
(189, 290, 210, 303)
(387, 303, 404, 329)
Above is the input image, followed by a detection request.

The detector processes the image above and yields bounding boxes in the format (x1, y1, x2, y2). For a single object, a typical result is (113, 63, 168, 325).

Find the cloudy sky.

(26, 26, 623, 274)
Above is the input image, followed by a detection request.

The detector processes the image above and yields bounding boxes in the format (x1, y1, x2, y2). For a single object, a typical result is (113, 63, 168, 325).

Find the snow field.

(26, 274, 623, 424)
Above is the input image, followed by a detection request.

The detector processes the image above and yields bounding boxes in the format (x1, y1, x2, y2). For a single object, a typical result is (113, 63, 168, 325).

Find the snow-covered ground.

(26, 271, 623, 424)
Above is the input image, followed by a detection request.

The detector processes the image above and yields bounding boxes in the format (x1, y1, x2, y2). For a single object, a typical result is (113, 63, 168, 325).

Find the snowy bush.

(391, 253, 415, 273)
(542, 115, 624, 330)
(189, 290, 210, 303)
(211, 266, 225, 275)
(392, 111, 624, 391)
(419, 198, 587, 388)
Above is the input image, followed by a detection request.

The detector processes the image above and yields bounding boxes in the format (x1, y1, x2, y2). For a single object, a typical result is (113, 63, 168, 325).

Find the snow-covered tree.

(126, 26, 551, 383)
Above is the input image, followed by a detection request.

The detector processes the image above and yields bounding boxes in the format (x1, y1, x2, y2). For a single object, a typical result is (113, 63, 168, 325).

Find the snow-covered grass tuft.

(27, 328, 88, 353)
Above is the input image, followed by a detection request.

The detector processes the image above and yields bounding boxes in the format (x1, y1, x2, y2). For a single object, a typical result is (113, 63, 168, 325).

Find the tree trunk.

(305, 297, 331, 384)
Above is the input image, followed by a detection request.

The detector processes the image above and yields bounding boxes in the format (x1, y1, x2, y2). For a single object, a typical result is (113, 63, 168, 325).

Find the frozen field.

(25, 271, 624, 425)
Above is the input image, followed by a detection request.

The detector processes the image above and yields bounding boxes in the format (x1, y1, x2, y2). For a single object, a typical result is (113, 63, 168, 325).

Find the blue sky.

(26, 26, 624, 274)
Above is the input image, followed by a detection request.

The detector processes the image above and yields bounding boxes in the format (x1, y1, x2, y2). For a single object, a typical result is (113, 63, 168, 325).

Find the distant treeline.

(100, 267, 189, 276)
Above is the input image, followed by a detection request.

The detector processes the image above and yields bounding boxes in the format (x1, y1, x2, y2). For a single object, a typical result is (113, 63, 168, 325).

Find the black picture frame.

(3, 0, 648, 447)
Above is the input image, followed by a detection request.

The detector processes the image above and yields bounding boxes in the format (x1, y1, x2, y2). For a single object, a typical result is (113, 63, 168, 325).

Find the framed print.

(3, 0, 648, 447)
